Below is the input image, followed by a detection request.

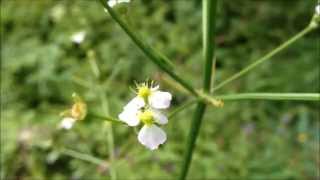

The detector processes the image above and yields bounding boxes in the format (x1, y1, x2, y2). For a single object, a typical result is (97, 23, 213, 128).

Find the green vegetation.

(1, 0, 319, 179)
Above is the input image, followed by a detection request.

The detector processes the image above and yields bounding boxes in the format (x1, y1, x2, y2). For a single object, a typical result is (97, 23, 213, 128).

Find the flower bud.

(71, 101, 87, 120)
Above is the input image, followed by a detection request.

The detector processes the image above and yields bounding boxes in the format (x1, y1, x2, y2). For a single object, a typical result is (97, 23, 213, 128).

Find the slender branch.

(99, 91, 117, 180)
(88, 55, 117, 180)
(179, 0, 218, 179)
(102, 1, 174, 70)
(89, 113, 126, 125)
(60, 148, 107, 166)
(215, 93, 320, 101)
(100, 0, 198, 97)
(212, 25, 316, 92)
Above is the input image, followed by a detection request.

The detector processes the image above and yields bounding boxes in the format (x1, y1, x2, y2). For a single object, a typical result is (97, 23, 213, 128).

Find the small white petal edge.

(149, 91, 172, 109)
(152, 109, 168, 125)
(71, 31, 86, 44)
(60, 117, 76, 130)
(124, 96, 145, 111)
(138, 125, 167, 150)
(118, 109, 140, 126)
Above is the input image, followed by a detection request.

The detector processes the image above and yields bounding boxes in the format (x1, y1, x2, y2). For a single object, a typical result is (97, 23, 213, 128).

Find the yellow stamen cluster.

(138, 110, 154, 126)
(137, 85, 151, 100)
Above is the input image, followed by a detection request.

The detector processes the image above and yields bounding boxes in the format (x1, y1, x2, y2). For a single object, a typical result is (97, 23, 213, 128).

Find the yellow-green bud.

(71, 101, 87, 120)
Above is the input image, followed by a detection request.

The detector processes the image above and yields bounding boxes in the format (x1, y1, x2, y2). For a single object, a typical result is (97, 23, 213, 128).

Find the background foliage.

(1, 0, 319, 179)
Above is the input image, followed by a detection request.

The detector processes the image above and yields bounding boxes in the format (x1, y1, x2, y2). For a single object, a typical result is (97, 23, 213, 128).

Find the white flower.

(107, 0, 130, 7)
(71, 31, 86, 44)
(59, 117, 76, 130)
(118, 82, 172, 150)
(118, 109, 169, 150)
(316, 5, 320, 15)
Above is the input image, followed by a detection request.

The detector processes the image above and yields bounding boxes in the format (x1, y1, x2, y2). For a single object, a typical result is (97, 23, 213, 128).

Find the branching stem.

(179, 0, 218, 179)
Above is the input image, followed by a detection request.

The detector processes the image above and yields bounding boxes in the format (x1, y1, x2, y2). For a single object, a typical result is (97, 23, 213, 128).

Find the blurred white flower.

(107, 0, 130, 7)
(59, 117, 76, 130)
(19, 128, 33, 144)
(50, 4, 65, 22)
(316, 5, 320, 15)
(71, 31, 86, 44)
(118, 82, 172, 150)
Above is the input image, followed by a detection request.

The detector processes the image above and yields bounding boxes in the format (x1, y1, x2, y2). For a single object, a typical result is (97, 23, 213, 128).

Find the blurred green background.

(1, 0, 319, 179)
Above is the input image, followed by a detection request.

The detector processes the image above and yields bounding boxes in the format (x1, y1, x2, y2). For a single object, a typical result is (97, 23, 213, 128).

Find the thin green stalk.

(60, 148, 107, 166)
(100, 0, 198, 96)
(99, 90, 117, 180)
(179, 0, 218, 179)
(72, 76, 91, 88)
(89, 56, 117, 180)
(212, 25, 316, 92)
(215, 93, 320, 101)
(179, 103, 206, 180)
(102, 1, 174, 70)
(89, 113, 125, 124)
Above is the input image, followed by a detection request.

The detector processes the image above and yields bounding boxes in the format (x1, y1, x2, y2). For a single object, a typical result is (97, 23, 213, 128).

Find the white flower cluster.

(119, 82, 172, 150)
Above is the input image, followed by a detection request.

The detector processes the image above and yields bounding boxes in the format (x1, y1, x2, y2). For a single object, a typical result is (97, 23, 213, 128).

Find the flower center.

(137, 86, 151, 100)
(138, 110, 154, 126)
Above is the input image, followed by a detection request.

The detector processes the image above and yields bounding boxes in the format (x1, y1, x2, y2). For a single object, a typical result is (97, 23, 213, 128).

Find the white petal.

(107, 0, 130, 7)
(60, 117, 76, 130)
(152, 109, 168, 125)
(124, 96, 145, 111)
(316, 5, 320, 15)
(118, 109, 140, 126)
(148, 91, 172, 109)
(138, 125, 167, 150)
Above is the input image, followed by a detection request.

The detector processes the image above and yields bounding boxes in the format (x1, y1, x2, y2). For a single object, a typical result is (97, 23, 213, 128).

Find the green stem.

(60, 148, 107, 166)
(100, 0, 198, 96)
(179, 0, 218, 179)
(89, 56, 117, 180)
(103, 1, 174, 70)
(212, 25, 316, 92)
(215, 93, 320, 101)
(179, 103, 206, 180)
(100, 91, 117, 180)
(89, 113, 126, 125)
